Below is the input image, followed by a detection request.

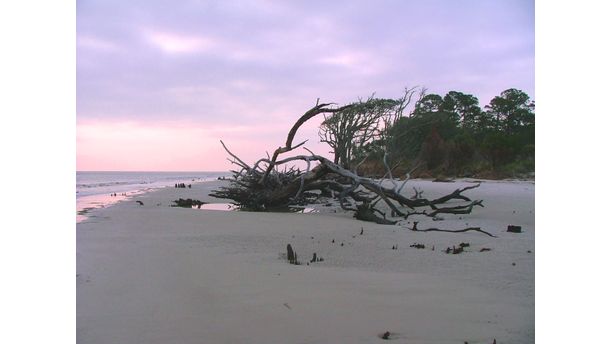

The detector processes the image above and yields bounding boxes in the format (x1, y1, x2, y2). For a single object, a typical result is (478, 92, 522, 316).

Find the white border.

(537, 0, 612, 342)
(1, 1, 75, 343)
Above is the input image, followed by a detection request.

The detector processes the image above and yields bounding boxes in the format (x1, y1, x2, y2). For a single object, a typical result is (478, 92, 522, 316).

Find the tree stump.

(311, 253, 317, 263)
(287, 244, 295, 264)
(507, 225, 522, 233)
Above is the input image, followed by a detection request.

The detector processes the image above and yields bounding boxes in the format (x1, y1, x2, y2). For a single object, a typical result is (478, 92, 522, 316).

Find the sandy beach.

(76, 179, 534, 344)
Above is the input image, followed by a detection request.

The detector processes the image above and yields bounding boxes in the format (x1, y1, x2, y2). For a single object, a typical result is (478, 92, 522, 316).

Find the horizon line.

(76, 170, 230, 173)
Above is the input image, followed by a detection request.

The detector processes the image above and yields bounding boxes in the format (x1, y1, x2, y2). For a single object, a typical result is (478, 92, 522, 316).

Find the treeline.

(319, 88, 535, 179)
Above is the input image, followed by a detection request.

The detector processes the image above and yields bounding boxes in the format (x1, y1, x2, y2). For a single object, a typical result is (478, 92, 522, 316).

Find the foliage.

(322, 88, 535, 178)
(319, 88, 419, 169)
(485, 88, 535, 134)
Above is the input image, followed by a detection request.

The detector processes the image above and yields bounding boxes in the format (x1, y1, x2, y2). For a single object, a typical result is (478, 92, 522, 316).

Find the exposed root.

(211, 102, 485, 226)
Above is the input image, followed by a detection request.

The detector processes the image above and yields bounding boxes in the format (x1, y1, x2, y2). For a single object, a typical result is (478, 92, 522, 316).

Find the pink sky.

(77, 120, 302, 171)
(77, 0, 534, 171)
(77, 117, 332, 171)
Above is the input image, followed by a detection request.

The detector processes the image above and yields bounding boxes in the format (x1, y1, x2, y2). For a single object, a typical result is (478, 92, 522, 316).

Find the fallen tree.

(210, 101, 484, 225)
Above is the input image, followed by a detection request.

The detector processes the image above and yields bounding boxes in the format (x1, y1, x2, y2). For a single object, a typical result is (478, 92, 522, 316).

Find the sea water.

(76, 171, 229, 222)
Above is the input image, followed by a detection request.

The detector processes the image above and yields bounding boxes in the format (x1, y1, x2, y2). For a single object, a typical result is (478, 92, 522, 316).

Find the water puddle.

(196, 203, 238, 211)
(293, 207, 317, 214)
(193, 203, 317, 213)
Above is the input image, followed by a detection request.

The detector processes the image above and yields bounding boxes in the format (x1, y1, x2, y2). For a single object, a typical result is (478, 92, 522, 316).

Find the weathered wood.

(259, 103, 353, 184)
(410, 221, 496, 237)
(507, 225, 522, 233)
(286, 244, 295, 263)
(211, 102, 485, 228)
(354, 203, 397, 224)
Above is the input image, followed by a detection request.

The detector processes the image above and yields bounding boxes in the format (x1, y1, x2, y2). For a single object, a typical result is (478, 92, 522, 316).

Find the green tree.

(485, 88, 535, 134)
(413, 94, 444, 115)
(440, 91, 484, 132)
(387, 93, 459, 161)
(362, 88, 535, 176)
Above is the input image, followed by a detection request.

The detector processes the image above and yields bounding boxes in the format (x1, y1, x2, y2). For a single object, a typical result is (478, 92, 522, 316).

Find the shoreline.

(77, 178, 534, 343)
(76, 173, 227, 223)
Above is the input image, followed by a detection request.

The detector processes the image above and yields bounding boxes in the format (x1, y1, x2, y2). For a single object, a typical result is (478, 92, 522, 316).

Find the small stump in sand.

(507, 225, 522, 233)
(381, 331, 390, 340)
(310, 253, 323, 263)
(287, 244, 295, 263)
(446, 245, 464, 254)
(286, 244, 301, 265)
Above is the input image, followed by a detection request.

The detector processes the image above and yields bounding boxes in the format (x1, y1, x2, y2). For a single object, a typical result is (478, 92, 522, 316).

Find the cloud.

(317, 51, 386, 76)
(77, 0, 534, 170)
(77, 35, 119, 52)
(143, 30, 215, 54)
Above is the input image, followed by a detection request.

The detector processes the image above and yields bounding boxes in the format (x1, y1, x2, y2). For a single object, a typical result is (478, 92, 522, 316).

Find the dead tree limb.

(424, 200, 484, 217)
(409, 222, 496, 237)
(259, 103, 353, 184)
(211, 101, 485, 226)
(429, 184, 480, 205)
(220, 140, 250, 172)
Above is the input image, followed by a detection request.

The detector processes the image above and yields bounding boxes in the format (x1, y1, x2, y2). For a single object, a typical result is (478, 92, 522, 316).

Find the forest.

(321, 87, 535, 179)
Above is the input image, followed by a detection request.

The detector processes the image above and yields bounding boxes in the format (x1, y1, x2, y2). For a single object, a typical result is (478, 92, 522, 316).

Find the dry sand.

(77, 179, 534, 344)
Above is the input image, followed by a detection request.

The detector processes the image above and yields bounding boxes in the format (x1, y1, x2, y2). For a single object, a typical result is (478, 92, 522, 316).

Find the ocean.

(76, 171, 229, 222)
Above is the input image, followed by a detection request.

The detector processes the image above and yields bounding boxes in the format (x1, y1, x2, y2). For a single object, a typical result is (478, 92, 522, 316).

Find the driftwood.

(172, 198, 206, 208)
(210, 102, 484, 226)
(446, 246, 464, 254)
(507, 225, 522, 233)
(410, 222, 496, 237)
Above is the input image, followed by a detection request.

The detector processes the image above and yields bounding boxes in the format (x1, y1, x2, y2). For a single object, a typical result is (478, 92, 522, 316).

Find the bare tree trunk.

(211, 102, 484, 226)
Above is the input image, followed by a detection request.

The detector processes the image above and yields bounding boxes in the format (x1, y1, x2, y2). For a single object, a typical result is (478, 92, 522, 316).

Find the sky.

(77, 0, 535, 171)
